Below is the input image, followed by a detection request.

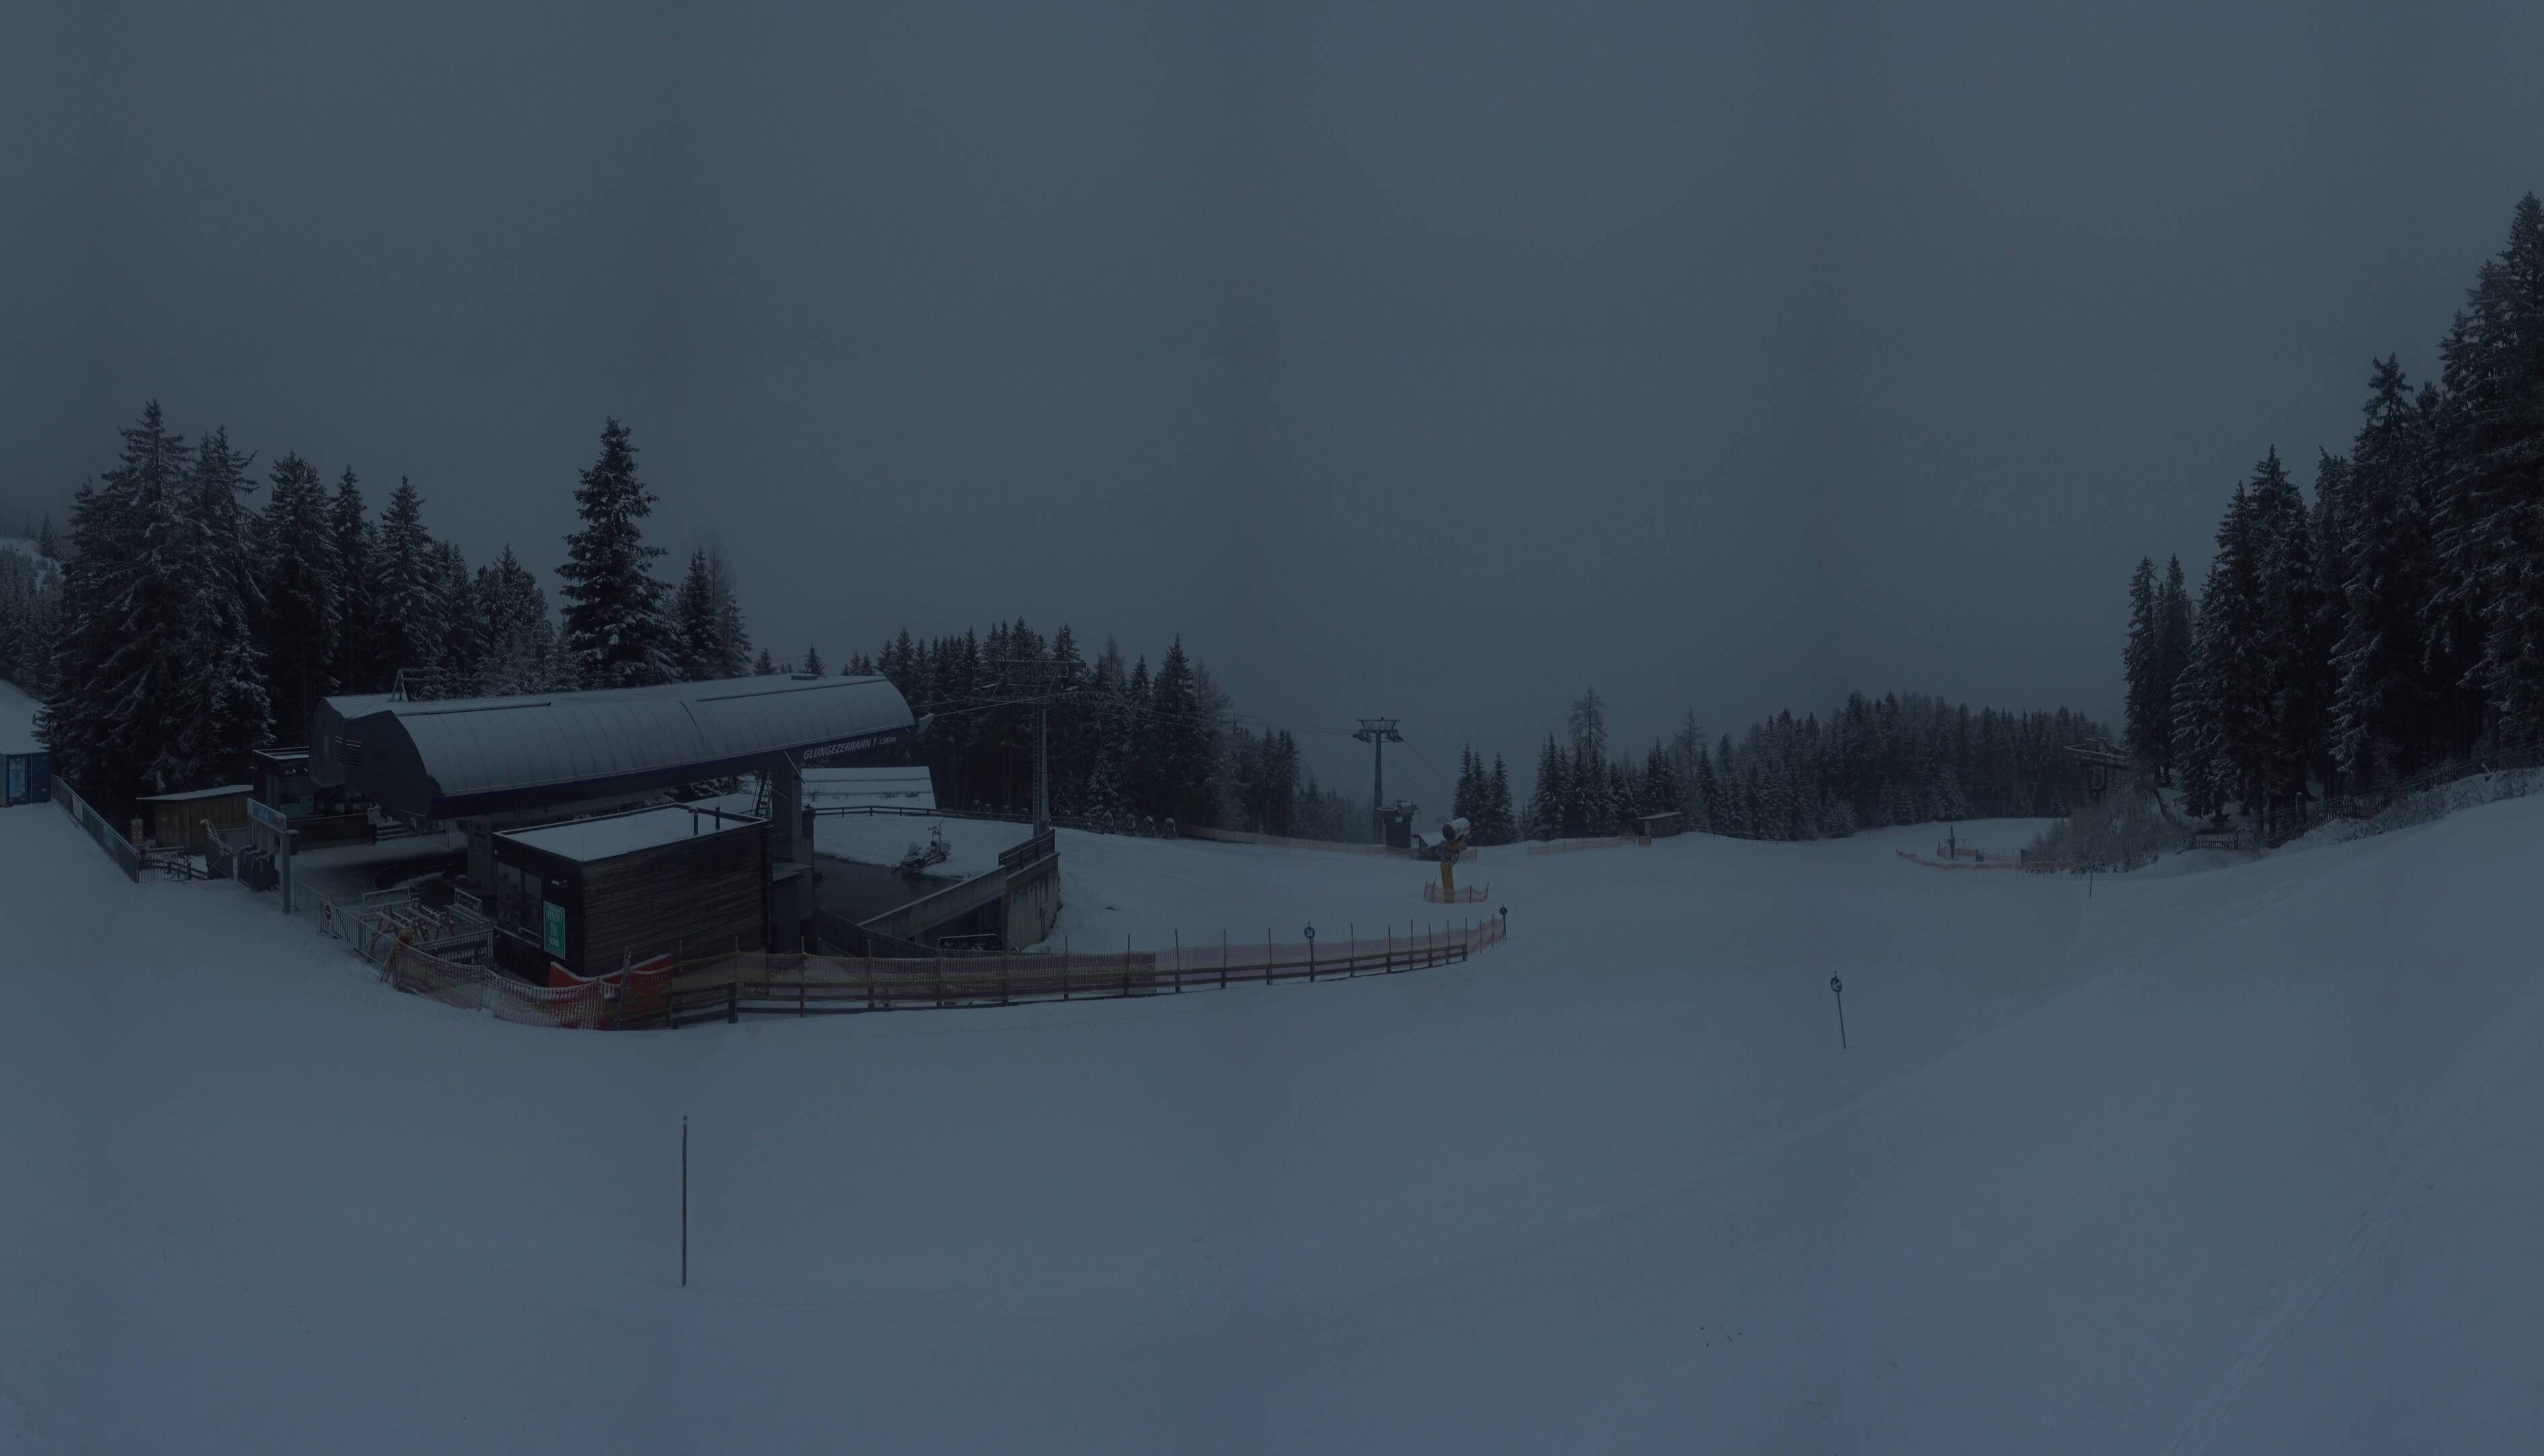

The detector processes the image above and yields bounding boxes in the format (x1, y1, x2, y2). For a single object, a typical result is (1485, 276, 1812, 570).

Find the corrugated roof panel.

(319, 674, 914, 818)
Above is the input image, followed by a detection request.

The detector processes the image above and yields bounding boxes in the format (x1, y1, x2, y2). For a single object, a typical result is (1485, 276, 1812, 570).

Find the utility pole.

(1034, 701, 1050, 832)
(1353, 718, 1402, 845)
(985, 657, 1080, 835)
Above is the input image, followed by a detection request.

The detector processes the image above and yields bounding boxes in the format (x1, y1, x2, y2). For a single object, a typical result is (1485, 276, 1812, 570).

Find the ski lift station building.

(307, 673, 916, 959)
(309, 674, 915, 824)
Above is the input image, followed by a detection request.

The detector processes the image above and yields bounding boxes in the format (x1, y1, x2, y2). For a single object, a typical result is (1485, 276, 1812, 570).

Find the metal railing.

(53, 779, 141, 882)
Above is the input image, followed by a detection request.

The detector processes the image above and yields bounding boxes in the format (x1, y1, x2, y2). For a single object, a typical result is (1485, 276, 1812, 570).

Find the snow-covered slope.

(2, 796, 2539, 1452)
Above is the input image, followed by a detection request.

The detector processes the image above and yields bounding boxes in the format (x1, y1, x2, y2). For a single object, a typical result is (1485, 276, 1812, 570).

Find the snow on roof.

(136, 783, 252, 804)
(314, 673, 915, 818)
(497, 804, 759, 863)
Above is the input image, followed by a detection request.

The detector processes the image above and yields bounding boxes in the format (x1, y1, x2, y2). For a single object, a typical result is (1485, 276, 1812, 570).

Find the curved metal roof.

(312, 675, 914, 820)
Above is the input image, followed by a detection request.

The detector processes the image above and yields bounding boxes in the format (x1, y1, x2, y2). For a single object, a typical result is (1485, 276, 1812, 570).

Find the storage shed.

(488, 804, 769, 983)
(1631, 810, 1683, 839)
(136, 785, 254, 853)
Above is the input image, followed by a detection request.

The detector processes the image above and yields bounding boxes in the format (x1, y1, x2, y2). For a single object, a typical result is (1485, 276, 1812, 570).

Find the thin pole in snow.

(1829, 975, 1847, 1050)
(680, 1115, 689, 1287)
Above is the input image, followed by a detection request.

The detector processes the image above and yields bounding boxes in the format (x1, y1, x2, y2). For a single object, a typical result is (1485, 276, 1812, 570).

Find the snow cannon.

(1411, 817, 1471, 855)
(1413, 816, 1473, 899)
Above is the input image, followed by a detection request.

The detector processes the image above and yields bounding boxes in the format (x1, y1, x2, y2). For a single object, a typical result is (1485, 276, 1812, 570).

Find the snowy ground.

(3, 789, 2541, 1451)
(813, 812, 1032, 878)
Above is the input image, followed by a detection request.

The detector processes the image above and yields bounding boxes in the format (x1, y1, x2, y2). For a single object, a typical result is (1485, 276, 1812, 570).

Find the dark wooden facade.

(490, 810, 769, 983)
(136, 785, 253, 854)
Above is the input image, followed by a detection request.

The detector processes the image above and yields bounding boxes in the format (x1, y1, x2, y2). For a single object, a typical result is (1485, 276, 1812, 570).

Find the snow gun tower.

(1415, 816, 1487, 903)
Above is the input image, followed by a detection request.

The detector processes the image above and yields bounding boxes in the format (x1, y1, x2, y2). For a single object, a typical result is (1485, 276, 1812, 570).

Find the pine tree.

(706, 546, 751, 678)
(2250, 448, 2330, 828)
(754, 646, 775, 675)
(2331, 357, 2438, 785)
(2177, 482, 2271, 824)
(2122, 557, 2161, 764)
(255, 453, 338, 741)
(556, 418, 677, 689)
(44, 402, 204, 803)
(1487, 754, 1516, 844)
(2153, 555, 2193, 780)
(36, 515, 57, 560)
(434, 541, 483, 700)
(369, 478, 446, 697)
(1527, 735, 1568, 840)
(328, 468, 376, 693)
(183, 427, 272, 768)
(802, 643, 824, 676)
(674, 549, 720, 681)
(477, 547, 564, 695)
(2458, 197, 2544, 736)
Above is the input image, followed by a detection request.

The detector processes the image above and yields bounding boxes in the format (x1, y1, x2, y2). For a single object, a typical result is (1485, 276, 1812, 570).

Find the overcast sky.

(7, 1, 2541, 806)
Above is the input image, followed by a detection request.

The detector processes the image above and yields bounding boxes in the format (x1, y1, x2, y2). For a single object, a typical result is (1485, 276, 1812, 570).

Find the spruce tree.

(674, 549, 720, 681)
(45, 402, 203, 802)
(434, 541, 483, 700)
(706, 545, 751, 678)
(1527, 735, 1568, 839)
(369, 478, 446, 697)
(255, 453, 338, 742)
(556, 418, 677, 689)
(2249, 448, 2330, 827)
(327, 468, 376, 693)
(802, 643, 824, 676)
(2122, 557, 2161, 764)
(2456, 196, 2544, 736)
(755, 646, 776, 675)
(477, 547, 563, 695)
(184, 427, 272, 770)
(2153, 556, 2193, 780)
(2331, 357, 2437, 784)
(1487, 754, 1516, 843)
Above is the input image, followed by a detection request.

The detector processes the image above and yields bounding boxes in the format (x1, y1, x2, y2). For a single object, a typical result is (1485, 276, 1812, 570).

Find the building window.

(496, 862, 545, 937)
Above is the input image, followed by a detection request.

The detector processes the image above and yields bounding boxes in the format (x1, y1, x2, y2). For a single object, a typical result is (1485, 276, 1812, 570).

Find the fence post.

(1347, 923, 1355, 977)
(1222, 930, 1229, 990)
(1123, 932, 1132, 999)
(1063, 938, 1070, 1001)
(1173, 930, 1181, 994)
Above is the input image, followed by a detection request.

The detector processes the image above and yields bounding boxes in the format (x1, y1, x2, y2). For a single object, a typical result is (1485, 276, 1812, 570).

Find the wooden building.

(1630, 810, 1683, 839)
(136, 785, 254, 854)
(489, 804, 769, 983)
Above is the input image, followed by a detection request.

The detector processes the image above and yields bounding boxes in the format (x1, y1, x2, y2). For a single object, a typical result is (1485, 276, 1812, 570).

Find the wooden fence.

(380, 914, 1509, 1031)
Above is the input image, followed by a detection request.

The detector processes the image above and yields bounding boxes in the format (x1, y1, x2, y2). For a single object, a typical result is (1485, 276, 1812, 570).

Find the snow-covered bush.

(2025, 785, 2172, 871)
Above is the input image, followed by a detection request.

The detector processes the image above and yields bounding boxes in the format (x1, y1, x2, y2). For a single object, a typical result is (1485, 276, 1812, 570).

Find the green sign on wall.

(542, 901, 567, 957)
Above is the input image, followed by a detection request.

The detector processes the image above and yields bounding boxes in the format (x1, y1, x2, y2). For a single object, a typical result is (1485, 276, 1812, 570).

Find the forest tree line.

(2123, 193, 2544, 839)
(30, 408, 752, 813)
(1518, 688, 2106, 843)
(838, 626, 1368, 839)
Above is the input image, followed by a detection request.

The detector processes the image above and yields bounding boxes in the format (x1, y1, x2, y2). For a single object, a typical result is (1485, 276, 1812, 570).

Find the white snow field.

(3, 783, 2541, 1452)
